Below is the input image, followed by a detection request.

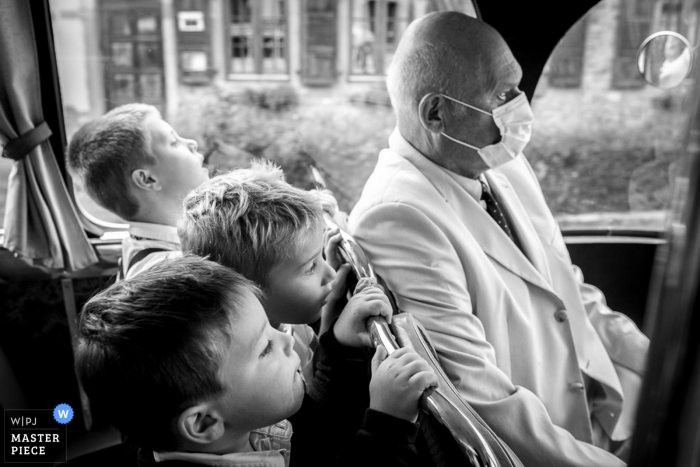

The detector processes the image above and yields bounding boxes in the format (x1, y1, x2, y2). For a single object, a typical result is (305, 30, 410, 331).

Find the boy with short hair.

(178, 161, 356, 382)
(75, 255, 437, 466)
(66, 103, 209, 278)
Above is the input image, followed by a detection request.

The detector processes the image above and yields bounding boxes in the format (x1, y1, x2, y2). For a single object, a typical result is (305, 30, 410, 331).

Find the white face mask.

(439, 92, 534, 169)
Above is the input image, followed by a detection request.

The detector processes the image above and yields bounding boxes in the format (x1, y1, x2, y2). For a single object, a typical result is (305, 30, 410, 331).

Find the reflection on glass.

(112, 43, 133, 67)
(351, 0, 410, 75)
(112, 73, 135, 100)
(181, 51, 208, 72)
(140, 74, 162, 98)
(262, 19, 286, 73)
(111, 13, 131, 35)
(137, 43, 161, 67)
(137, 16, 158, 34)
(352, 20, 375, 74)
(231, 36, 254, 73)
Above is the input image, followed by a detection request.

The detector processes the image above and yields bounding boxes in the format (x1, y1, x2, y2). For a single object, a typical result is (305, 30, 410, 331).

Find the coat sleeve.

(350, 201, 627, 467)
(573, 267, 649, 376)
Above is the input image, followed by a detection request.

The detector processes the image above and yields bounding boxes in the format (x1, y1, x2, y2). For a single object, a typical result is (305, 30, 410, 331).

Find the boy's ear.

(131, 168, 162, 192)
(176, 403, 225, 446)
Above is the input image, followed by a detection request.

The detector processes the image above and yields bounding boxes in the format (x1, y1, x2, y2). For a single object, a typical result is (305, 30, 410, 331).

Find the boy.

(66, 103, 209, 278)
(75, 255, 437, 466)
(178, 161, 357, 383)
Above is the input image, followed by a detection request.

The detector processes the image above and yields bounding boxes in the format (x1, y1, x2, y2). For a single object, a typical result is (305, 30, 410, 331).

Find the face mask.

(440, 92, 534, 169)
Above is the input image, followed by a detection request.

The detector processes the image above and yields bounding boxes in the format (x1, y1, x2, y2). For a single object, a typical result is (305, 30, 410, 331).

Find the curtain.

(0, 0, 97, 272)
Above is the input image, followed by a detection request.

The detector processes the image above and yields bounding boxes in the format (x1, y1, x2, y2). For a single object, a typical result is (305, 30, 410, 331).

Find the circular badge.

(53, 403, 74, 424)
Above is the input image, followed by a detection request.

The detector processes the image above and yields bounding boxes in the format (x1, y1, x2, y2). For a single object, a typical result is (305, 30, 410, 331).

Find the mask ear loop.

(439, 94, 492, 116)
(435, 94, 484, 151)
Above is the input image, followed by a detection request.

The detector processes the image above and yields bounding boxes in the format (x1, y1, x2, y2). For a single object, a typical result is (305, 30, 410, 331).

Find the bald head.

(387, 12, 513, 126)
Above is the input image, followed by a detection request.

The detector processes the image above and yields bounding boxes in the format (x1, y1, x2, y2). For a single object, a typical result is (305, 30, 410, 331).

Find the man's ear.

(131, 168, 161, 192)
(418, 93, 445, 133)
(176, 403, 225, 446)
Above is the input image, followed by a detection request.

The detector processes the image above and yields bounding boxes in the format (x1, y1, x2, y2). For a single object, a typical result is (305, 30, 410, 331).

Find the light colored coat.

(349, 129, 649, 467)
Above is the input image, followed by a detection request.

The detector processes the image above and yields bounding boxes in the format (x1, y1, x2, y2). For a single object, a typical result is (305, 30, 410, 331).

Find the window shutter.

(302, 0, 337, 86)
(175, 0, 213, 84)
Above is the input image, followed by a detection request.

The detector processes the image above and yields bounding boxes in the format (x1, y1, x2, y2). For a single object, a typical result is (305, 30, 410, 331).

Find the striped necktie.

(479, 176, 515, 242)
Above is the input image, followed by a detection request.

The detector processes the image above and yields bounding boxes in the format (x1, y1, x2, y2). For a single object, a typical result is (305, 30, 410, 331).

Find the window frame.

(224, 0, 291, 81)
(348, 0, 413, 79)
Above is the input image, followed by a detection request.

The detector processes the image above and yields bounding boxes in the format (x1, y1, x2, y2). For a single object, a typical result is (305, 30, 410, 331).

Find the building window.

(351, 0, 412, 75)
(548, 19, 587, 88)
(612, 0, 654, 88)
(228, 0, 287, 76)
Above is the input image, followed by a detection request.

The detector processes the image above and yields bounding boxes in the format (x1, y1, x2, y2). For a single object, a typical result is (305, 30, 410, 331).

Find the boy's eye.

(171, 139, 179, 147)
(305, 262, 316, 275)
(259, 340, 273, 358)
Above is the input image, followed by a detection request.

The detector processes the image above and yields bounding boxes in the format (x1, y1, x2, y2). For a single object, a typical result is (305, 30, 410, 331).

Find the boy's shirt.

(122, 222, 182, 279)
(138, 330, 419, 467)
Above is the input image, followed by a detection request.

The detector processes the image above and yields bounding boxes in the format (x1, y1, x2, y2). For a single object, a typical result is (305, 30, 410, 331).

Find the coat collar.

(389, 129, 555, 294)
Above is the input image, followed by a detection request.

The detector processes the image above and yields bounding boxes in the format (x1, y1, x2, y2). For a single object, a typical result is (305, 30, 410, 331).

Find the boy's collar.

(152, 420, 292, 466)
(128, 222, 180, 245)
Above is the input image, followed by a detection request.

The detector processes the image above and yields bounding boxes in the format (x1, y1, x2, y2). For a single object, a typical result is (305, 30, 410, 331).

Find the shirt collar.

(388, 128, 483, 203)
(128, 222, 180, 245)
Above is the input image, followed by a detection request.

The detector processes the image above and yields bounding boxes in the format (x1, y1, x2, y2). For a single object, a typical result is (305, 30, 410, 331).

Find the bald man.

(349, 12, 648, 467)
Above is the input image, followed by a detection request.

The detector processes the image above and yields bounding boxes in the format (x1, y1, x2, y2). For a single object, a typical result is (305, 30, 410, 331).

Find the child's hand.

(333, 278, 392, 348)
(369, 346, 438, 423)
(323, 225, 344, 271)
(319, 263, 351, 336)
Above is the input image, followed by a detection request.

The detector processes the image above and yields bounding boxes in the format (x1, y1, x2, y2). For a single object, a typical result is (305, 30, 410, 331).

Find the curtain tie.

(2, 122, 53, 161)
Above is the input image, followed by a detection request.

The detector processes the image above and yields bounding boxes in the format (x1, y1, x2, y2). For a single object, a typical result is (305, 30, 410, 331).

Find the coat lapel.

(486, 170, 554, 285)
(392, 134, 555, 295)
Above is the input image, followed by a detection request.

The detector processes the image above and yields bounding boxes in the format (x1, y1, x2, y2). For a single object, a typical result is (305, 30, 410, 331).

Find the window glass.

(229, 0, 287, 75)
(46, 0, 475, 230)
(351, 0, 411, 75)
(529, 0, 698, 231)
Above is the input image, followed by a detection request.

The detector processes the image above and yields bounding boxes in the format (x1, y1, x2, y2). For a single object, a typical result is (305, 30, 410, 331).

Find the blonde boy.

(179, 161, 355, 381)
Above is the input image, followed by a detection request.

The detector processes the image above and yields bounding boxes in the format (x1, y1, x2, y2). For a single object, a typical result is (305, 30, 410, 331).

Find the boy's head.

(66, 103, 208, 222)
(179, 161, 336, 326)
(75, 255, 305, 453)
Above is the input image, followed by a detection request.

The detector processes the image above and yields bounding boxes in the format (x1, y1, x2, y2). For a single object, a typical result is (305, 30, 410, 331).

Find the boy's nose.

(185, 138, 198, 153)
(322, 261, 336, 286)
(283, 332, 296, 357)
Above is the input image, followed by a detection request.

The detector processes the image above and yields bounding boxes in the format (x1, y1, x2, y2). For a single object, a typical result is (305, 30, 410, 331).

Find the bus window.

(48, 0, 477, 229)
(529, 0, 697, 232)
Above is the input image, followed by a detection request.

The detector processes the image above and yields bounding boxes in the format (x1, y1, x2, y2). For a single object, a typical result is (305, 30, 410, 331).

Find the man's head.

(387, 12, 524, 178)
(75, 255, 305, 454)
(66, 103, 209, 223)
(179, 161, 336, 326)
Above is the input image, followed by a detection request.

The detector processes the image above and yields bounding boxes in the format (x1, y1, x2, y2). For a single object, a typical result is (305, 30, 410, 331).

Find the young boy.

(75, 255, 437, 466)
(66, 103, 209, 278)
(178, 161, 359, 383)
